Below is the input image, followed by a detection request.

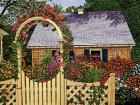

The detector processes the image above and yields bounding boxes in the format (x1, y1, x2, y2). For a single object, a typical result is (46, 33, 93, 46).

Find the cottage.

(0, 28, 8, 62)
(27, 11, 135, 65)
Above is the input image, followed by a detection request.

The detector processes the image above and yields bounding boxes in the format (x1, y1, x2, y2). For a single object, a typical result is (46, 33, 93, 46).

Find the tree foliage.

(66, 6, 76, 13)
(53, 3, 64, 13)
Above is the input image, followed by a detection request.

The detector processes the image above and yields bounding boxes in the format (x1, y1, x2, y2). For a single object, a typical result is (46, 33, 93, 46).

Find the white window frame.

(90, 48, 102, 60)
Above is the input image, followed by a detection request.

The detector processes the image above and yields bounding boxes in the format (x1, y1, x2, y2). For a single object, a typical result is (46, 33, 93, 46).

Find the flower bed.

(64, 56, 140, 104)
(0, 55, 139, 104)
(23, 59, 60, 82)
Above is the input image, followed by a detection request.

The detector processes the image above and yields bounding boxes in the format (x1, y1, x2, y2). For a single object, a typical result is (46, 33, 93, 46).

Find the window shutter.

(52, 50, 56, 57)
(69, 51, 75, 61)
(102, 49, 108, 62)
(84, 49, 90, 56)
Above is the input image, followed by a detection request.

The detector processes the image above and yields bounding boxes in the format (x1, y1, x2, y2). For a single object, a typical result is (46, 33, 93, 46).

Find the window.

(69, 50, 75, 61)
(84, 49, 108, 62)
(102, 49, 108, 62)
(52, 50, 56, 57)
(90, 49, 102, 61)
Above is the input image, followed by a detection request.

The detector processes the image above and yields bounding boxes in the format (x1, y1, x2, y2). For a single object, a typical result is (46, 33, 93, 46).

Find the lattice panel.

(67, 85, 108, 105)
(0, 84, 16, 105)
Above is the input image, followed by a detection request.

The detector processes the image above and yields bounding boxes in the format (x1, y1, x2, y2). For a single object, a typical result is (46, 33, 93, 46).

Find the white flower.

(119, 83, 123, 87)
(117, 78, 120, 81)
(135, 88, 139, 91)
(121, 80, 124, 83)
(124, 84, 127, 87)
(117, 87, 120, 90)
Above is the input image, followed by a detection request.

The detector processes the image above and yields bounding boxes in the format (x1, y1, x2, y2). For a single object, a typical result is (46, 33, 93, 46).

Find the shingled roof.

(27, 11, 135, 48)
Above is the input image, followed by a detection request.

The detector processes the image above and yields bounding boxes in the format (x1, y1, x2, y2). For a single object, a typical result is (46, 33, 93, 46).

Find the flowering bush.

(64, 55, 106, 83)
(127, 75, 140, 97)
(0, 60, 17, 81)
(64, 61, 103, 83)
(64, 55, 140, 103)
(23, 51, 60, 82)
(102, 57, 139, 103)
(64, 56, 135, 82)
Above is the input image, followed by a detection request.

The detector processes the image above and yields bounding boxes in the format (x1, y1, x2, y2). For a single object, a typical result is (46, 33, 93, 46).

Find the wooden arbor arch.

(14, 17, 65, 105)
(14, 16, 64, 70)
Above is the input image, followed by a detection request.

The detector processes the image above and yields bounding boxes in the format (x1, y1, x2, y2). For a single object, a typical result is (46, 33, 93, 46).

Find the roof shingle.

(27, 11, 135, 48)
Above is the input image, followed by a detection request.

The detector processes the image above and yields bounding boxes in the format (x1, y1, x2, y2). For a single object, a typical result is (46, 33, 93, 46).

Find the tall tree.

(0, 0, 50, 25)
(53, 3, 64, 13)
(85, 0, 120, 11)
(66, 6, 76, 13)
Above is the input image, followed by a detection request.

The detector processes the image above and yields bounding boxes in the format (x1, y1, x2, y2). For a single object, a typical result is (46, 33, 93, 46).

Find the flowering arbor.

(13, 13, 115, 105)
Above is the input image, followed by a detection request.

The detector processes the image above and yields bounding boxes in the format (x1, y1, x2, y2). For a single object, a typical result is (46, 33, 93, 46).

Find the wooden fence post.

(108, 73, 115, 105)
(60, 38, 66, 105)
(16, 43, 22, 105)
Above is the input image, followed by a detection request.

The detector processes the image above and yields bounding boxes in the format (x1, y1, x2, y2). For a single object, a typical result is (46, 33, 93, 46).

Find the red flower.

(31, 6, 34, 9)
(42, 13, 48, 19)
(2, 89, 7, 94)
(100, 78, 107, 84)
(55, 54, 60, 60)
(77, 72, 81, 78)
(119, 69, 125, 75)
(34, 12, 39, 16)
(70, 67, 76, 74)
(61, 61, 65, 67)
(38, 2, 43, 7)
(39, 80, 48, 83)
(69, 76, 73, 80)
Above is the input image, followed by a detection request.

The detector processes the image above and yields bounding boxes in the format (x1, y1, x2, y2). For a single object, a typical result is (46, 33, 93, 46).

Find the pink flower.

(34, 12, 39, 16)
(38, 2, 43, 7)
(77, 72, 81, 78)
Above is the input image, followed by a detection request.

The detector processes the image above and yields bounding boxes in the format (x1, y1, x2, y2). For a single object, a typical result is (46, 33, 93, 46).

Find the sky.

(47, 0, 85, 9)
(0, 7, 3, 13)
(0, 0, 85, 13)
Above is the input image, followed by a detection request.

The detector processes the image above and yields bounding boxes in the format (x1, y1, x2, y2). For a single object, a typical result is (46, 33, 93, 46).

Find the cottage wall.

(32, 49, 45, 66)
(32, 47, 131, 65)
(32, 48, 57, 66)
(74, 47, 131, 60)
(108, 47, 131, 60)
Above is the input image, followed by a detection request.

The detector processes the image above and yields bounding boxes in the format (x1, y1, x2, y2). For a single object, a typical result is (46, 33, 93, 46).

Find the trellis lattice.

(0, 84, 16, 105)
(66, 80, 108, 105)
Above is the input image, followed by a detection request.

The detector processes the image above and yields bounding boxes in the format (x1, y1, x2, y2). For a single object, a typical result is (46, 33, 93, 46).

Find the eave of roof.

(0, 28, 9, 36)
(27, 44, 135, 49)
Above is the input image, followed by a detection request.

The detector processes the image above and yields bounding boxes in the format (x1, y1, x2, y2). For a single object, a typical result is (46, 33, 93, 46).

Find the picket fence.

(0, 71, 115, 105)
